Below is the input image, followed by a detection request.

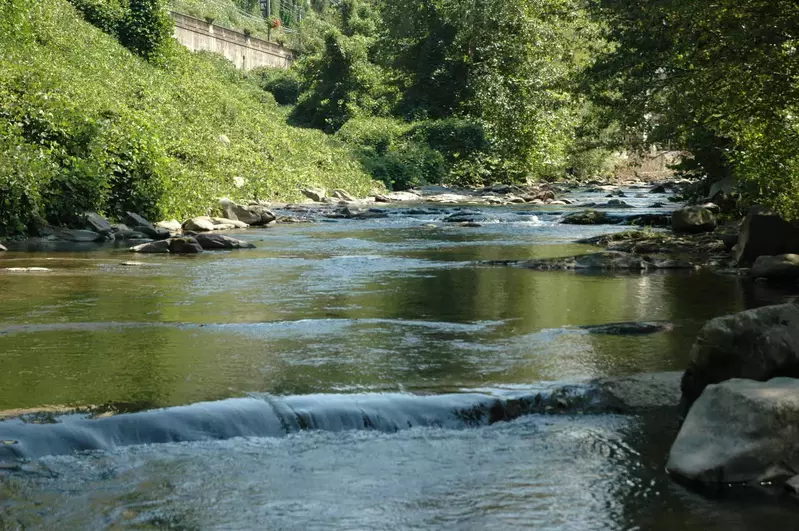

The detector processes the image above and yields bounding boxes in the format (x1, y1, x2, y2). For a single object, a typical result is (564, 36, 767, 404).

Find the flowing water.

(1, 187, 797, 529)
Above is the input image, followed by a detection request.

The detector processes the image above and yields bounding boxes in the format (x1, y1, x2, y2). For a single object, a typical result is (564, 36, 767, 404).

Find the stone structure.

(171, 12, 293, 70)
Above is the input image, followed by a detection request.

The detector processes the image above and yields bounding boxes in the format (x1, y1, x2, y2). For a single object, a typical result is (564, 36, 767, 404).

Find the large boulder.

(750, 254, 799, 280)
(124, 212, 154, 231)
(130, 240, 170, 253)
(301, 188, 326, 202)
(195, 233, 255, 250)
(155, 219, 183, 233)
(735, 207, 799, 266)
(679, 303, 799, 413)
(330, 189, 356, 201)
(672, 206, 717, 234)
(84, 212, 113, 234)
(168, 237, 204, 254)
(667, 378, 799, 486)
(219, 199, 275, 226)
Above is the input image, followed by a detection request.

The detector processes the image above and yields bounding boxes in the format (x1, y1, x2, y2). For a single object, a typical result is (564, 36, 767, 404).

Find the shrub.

(409, 119, 488, 163)
(0, 0, 379, 236)
(67, 0, 125, 35)
(118, 0, 173, 60)
(249, 67, 302, 105)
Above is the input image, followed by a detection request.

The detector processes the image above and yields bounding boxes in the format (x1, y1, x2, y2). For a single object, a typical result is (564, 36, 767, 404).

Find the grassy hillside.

(0, 0, 378, 235)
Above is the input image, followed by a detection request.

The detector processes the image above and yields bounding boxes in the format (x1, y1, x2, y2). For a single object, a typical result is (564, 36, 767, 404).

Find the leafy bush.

(67, 0, 125, 35)
(0, 0, 378, 236)
(249, 67, 302, 105)
(336, 117, 449, 190)
(118, 0, 174, 60)
(409, 119, 488, 163)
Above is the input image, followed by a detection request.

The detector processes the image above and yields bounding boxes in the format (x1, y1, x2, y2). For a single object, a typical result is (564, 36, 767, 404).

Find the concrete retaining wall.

(171, 12, 293, 70)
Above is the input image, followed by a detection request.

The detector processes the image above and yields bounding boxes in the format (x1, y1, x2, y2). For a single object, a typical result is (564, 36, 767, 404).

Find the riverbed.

(1, 186, 796, 529)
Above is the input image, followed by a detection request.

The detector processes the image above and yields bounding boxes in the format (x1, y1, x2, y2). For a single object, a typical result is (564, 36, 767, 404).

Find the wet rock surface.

(735, 207, 799, 266)
(194, 233, 255, 250)
(668, 378, 799, 487)
(672, 206, 717, 234)
(679, 302, 799, 413)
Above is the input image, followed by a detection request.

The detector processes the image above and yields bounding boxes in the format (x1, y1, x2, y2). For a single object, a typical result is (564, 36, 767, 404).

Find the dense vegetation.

(0, 0, 377, 235)
(587, 0, 799, 219)
(1, 0, 797, 235)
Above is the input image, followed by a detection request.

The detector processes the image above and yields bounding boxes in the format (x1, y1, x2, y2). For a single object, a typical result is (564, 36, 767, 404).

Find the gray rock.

(124, 212, 154, 231)
(84, 212, 113, 234)
(120, 230, 149, 240)
(443, 212, 485, 223)
(735, 207, 799, 265)
(0, 244, 6, 252)
(52, 228, 103, 242)
(130, 240, 170, 253)
(301, 188, 326, 202)
(219, 199, 274, 226)
(210, 217, 249, 229)
(155, 219, 183, 232)
(182, 217, 217, 232)
(672, 206, 717, 234)
(561, 210, 614, 225)
(667, 378, 799, 486)
(195, 233, 255, 250)
(498, 251, 693, 271)
(331, 189, 356, 201)
(168, 237, 204, 254)
(679, 303, 799, 412)
(751, 254, 799, 280)
(134, 226, 171, 240)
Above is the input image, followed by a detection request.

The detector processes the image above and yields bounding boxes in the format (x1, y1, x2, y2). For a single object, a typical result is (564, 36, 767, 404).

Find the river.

(0, 186, 796, 529)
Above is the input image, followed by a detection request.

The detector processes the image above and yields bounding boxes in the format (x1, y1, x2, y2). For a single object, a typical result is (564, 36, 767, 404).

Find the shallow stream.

(1, 187, 796, 529)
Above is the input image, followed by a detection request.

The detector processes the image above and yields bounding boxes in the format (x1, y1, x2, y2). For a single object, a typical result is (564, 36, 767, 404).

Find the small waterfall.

(0, 386, 608, 460)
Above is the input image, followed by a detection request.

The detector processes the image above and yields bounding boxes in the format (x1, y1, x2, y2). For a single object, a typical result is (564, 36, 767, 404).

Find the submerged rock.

(679, 303, 799, 413)
(672, 206, 717, 234)
(492, 251, 695, 271)
(735, 207, 799, 266)
(668, 378, 799, 487)
(52, 228, 104, 243)
(750, 254, 799, 280)
(561, 210, 614, 225)
(195, 233, 255, 250)
(581, 321, 674, 336)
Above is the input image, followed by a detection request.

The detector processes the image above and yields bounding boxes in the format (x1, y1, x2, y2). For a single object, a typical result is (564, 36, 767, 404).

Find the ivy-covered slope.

(0, 0, 378, 235)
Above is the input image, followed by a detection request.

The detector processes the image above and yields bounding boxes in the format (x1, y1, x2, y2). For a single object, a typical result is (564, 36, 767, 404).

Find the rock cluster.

(668, 302, 799, 494)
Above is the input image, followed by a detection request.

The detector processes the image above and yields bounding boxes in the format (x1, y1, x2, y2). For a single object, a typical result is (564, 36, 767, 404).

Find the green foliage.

(118, 0, 173, 60)
(249, 67, 302, 105)
(587, 0, 799, 218)
(335, 117, 444, 190)
(292, 25, 397, 132)
(290, 0, 604, 184)
(67, 0, 125, 35)
(0, 0, 377, 236)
